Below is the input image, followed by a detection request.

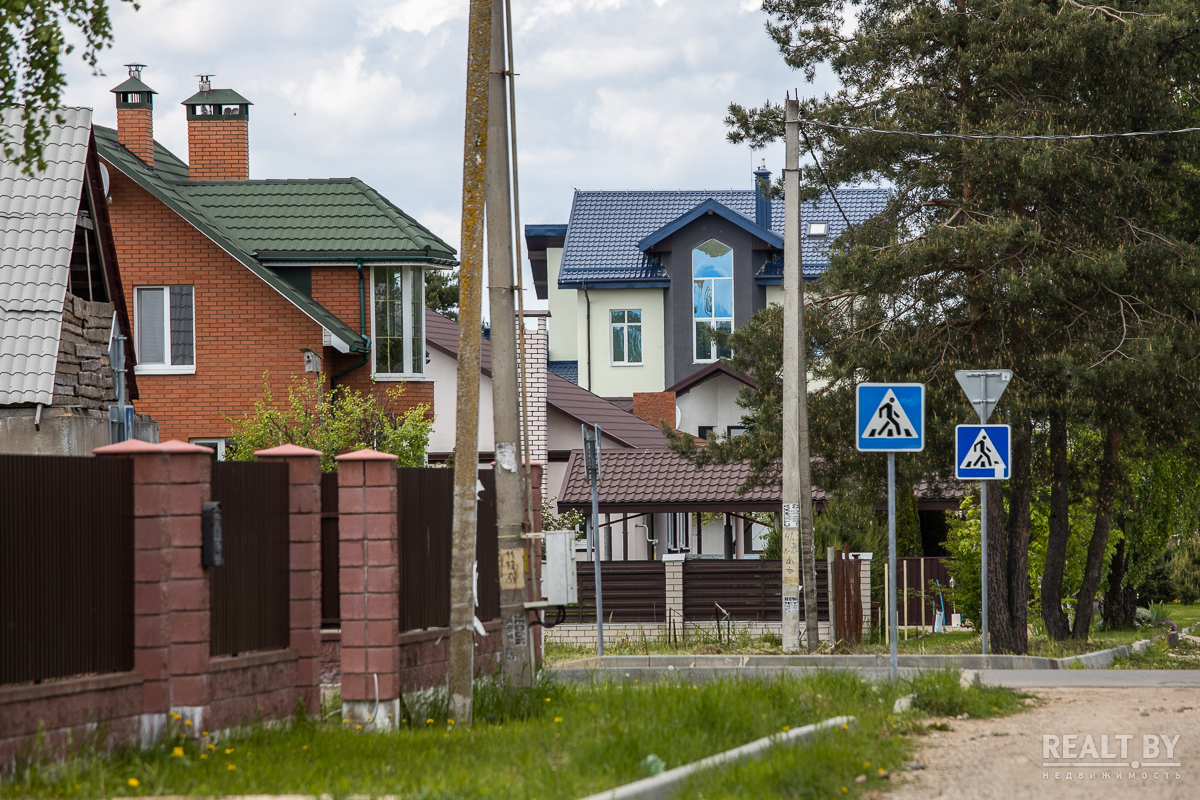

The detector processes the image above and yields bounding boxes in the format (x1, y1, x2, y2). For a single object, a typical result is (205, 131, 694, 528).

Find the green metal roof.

(110, 76, 158, 95)
(93, 124, 458, 353)
(180, 88, 252, 106)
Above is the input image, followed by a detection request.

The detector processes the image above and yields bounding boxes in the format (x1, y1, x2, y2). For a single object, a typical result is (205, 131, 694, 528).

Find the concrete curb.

(574, 715, 857, 800)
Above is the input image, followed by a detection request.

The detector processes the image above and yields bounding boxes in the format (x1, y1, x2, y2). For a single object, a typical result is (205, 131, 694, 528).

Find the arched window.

(692, 239, 733, 362)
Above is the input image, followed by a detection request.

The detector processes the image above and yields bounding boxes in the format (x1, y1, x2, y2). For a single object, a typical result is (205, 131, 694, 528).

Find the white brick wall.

(520, 316, 548, 465)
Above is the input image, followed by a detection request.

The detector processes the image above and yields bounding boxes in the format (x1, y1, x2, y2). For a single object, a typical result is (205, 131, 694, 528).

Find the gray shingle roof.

(0, 107, 91, 405)
(558, 188, 889, 286)
(548, 360, 578, 384)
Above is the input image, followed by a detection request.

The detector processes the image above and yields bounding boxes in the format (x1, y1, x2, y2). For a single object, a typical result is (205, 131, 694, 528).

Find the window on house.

(728, 425, 746, 437)
(692, 239, 733, 362)
(610, 309, 642, 364)
(372, 265, 425, 378)
(698, 425, 715, 439)
(190, 438, 229, 460)
(134, 286, 194, 373)
(807, 222, 829, 237)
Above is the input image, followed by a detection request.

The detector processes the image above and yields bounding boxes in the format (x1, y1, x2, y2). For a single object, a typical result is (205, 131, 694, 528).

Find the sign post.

(857, 383, 925, 680)
(582, 424, 604, 656)
(954, 370, 1012, 656)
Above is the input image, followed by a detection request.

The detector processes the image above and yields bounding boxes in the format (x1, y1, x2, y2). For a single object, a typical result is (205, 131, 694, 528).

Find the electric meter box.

(541, 530, 578, 606)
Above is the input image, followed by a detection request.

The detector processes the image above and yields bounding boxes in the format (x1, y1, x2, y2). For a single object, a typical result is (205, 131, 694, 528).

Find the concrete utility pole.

(486, 0, 534, 686)
(447, 0, 492, 726)
(780, 98, 820, 652)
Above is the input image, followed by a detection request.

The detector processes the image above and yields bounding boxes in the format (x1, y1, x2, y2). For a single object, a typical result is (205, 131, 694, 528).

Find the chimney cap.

(111, 65, 156, 109)
(182, 83, 253, 121)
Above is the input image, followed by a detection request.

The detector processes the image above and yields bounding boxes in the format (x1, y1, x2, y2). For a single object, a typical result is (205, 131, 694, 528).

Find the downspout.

(331, 259, 370, 391)
(582, 281, 592, 390)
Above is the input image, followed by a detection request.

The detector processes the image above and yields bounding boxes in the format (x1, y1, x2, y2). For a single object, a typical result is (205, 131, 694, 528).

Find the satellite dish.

(99, 161, 111, 200)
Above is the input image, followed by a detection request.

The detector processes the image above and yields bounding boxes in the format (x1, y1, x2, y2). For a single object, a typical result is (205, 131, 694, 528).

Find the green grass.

(1111, 635, 1200, 670)
(1, 671, 1025, 800)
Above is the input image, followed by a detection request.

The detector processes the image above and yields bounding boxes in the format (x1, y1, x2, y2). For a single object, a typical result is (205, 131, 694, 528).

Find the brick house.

(96, 67, 456, 448)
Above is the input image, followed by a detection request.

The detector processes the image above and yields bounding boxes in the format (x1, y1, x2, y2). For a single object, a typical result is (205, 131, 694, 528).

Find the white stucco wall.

(575, 287, 665, 397)
(545, 247, 577, 362)
(427, 348, 495, 455)
(765, 285, 783, 307)
(675, 373, 750, 437)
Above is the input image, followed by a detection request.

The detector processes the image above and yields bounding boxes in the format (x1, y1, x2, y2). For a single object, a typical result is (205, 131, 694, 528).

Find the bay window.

(372, 265, 425, 378)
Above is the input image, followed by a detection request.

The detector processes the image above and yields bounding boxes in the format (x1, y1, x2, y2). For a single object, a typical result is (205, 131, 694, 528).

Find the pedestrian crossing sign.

(856, 383, 925, 452)
(955, 425, 1011, 480)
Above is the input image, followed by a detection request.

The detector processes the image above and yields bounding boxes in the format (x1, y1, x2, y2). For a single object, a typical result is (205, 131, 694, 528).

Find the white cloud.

(369, 0, 469, 36)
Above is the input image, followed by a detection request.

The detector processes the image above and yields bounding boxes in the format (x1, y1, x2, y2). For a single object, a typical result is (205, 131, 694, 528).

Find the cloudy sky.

(61, 0, 839, 308)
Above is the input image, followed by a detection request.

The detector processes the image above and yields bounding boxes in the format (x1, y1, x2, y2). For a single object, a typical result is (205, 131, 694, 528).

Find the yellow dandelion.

(201, 731, 208, 736)
(172, 747, 184, 756)
(302, 745, 308, 750)
(426, 718, 434, 724)
(863, 762, 871, 769)
(544, 697, 552, 703)
(207, 744, 216, 751)
(171, 713, 181, 720)
(224, 748, 235, 754)
(554, 716, 563, 723)
(841, 787, 848, 793)
(184, 720, 193, 726)
(355, 725, 362, 730)
(782, 725, 791, 732)
(227, 763, 236, 771)
(841, 724, 849, 730)
(877, 768, 886, 775)
(367, 717, 373, 723)
(342, 718, 349, 723)
(127, 778, 139, 788)
(200, 754, 208, 760)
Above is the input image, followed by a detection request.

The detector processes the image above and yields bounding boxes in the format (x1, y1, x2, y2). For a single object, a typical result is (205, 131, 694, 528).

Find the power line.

(801, 118, 1200, 141)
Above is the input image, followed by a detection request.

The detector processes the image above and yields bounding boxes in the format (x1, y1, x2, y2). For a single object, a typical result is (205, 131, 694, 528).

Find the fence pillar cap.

(335, 448, 398, 462)
(159, 439, 215, 454)
(255, 443, 322, 458)
(94, 439, 162, 455)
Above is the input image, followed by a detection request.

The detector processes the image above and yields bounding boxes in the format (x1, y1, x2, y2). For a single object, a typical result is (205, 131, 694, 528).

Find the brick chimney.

(181, 75, 252, 180)
(753, 160, 772, 230)
(633, 391, 676, 429)
(111, 64, 157, 166)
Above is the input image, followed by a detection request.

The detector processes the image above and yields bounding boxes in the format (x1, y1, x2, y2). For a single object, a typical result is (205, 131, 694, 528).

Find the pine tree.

(708, 0, 1200, 651)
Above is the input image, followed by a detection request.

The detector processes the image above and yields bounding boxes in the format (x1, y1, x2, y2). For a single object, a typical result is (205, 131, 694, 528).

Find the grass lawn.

(1, 671, 1024, 800)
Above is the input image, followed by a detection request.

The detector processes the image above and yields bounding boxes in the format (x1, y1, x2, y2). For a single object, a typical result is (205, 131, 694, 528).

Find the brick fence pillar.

(663, 555, 685, 632)
(157, 441, 215, 730)
(255, 444, 323, 718)
(95, 439, 212, 742)
(335, 448, 399, 729)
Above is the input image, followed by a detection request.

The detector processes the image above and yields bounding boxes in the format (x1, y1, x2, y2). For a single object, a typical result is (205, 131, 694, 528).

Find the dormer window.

(807, 222, 829, 237)
(693, 238, 733, 362)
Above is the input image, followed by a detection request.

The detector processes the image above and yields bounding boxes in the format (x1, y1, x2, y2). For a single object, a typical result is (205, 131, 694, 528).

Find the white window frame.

(189, 438, 228, 460)
(692, 240, 734, 364)
(807, 222, 829, 237)
(133, 285, 195, 375)
(370, 264, 427, 380)
(609, 309, 643, 366)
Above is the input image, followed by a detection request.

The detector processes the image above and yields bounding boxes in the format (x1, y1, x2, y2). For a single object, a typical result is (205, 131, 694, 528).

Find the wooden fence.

(0, 455, 134, 684)
(209, 460, 291, 657)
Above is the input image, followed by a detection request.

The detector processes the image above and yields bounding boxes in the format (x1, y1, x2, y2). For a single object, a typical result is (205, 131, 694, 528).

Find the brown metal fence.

(1, 455, 134, 685)
(210, 461, 290, 657)
(683, 560, 829, 622)
(896, 557, 955, 628)
(397, 468, 499, 632)
(832, 548, 863, 645)
(565, 562, 666, 623)
(320, 472, 340, 627)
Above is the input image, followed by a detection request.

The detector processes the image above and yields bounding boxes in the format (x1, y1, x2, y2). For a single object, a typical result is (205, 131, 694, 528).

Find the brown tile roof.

(556, 449, 967, 513)
(424, 309, 667, 450)
(666, 362, 755, 394)
(556, 449, 810, 512)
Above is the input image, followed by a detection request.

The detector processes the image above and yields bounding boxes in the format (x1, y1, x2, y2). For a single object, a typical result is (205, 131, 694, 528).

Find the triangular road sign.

(863, 389, 918, 439)
(959, 429, 1005, 478)
(955, 369, 1012, 423)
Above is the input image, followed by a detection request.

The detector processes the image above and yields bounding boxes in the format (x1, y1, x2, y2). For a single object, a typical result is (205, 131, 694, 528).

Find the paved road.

(975, 670, 1200, 688)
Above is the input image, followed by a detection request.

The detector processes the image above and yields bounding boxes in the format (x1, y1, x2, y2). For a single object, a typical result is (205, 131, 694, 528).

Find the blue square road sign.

(856, 383, 925, 452)
(955, 424, 1011, 480)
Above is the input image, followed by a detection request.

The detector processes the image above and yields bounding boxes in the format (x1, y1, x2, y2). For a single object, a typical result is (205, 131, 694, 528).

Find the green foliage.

(425, 268, 460, 321)
(895, 486, 921, 558)
(909, 669, 1024, 719)
(1171, 534, 1200, 605)
(225, 374, 432, 472)
(539, 497, 584, 536)
(0, 0, 138, 174)
(1115, 448, 1200, 595)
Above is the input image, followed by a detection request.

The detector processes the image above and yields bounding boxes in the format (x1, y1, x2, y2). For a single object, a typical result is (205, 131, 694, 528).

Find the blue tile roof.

(548, 360, 579, 385)
(558, 187, 889, 287)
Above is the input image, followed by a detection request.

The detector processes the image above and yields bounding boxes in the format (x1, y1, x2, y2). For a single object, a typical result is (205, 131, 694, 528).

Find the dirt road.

(888, 688, 1199, 799)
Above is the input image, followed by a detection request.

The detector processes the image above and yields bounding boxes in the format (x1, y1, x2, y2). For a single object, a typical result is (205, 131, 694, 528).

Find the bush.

(1171, 534, 1200, 605)
(226, 373, 432, 471)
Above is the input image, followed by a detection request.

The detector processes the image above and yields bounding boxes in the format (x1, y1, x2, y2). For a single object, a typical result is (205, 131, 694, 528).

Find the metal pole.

(780, 96, 803, 652)
(981, 481, 989, 655)
(485, 0, 532, 686)
(447, 0, 492, 727)
(888, 452, 898, 681)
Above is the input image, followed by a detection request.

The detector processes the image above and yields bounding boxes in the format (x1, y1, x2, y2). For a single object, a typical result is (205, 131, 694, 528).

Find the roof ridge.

(347, 177, 456, 256)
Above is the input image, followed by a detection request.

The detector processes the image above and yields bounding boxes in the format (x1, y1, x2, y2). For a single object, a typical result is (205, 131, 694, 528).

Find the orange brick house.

(95, 67, 456, 450)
